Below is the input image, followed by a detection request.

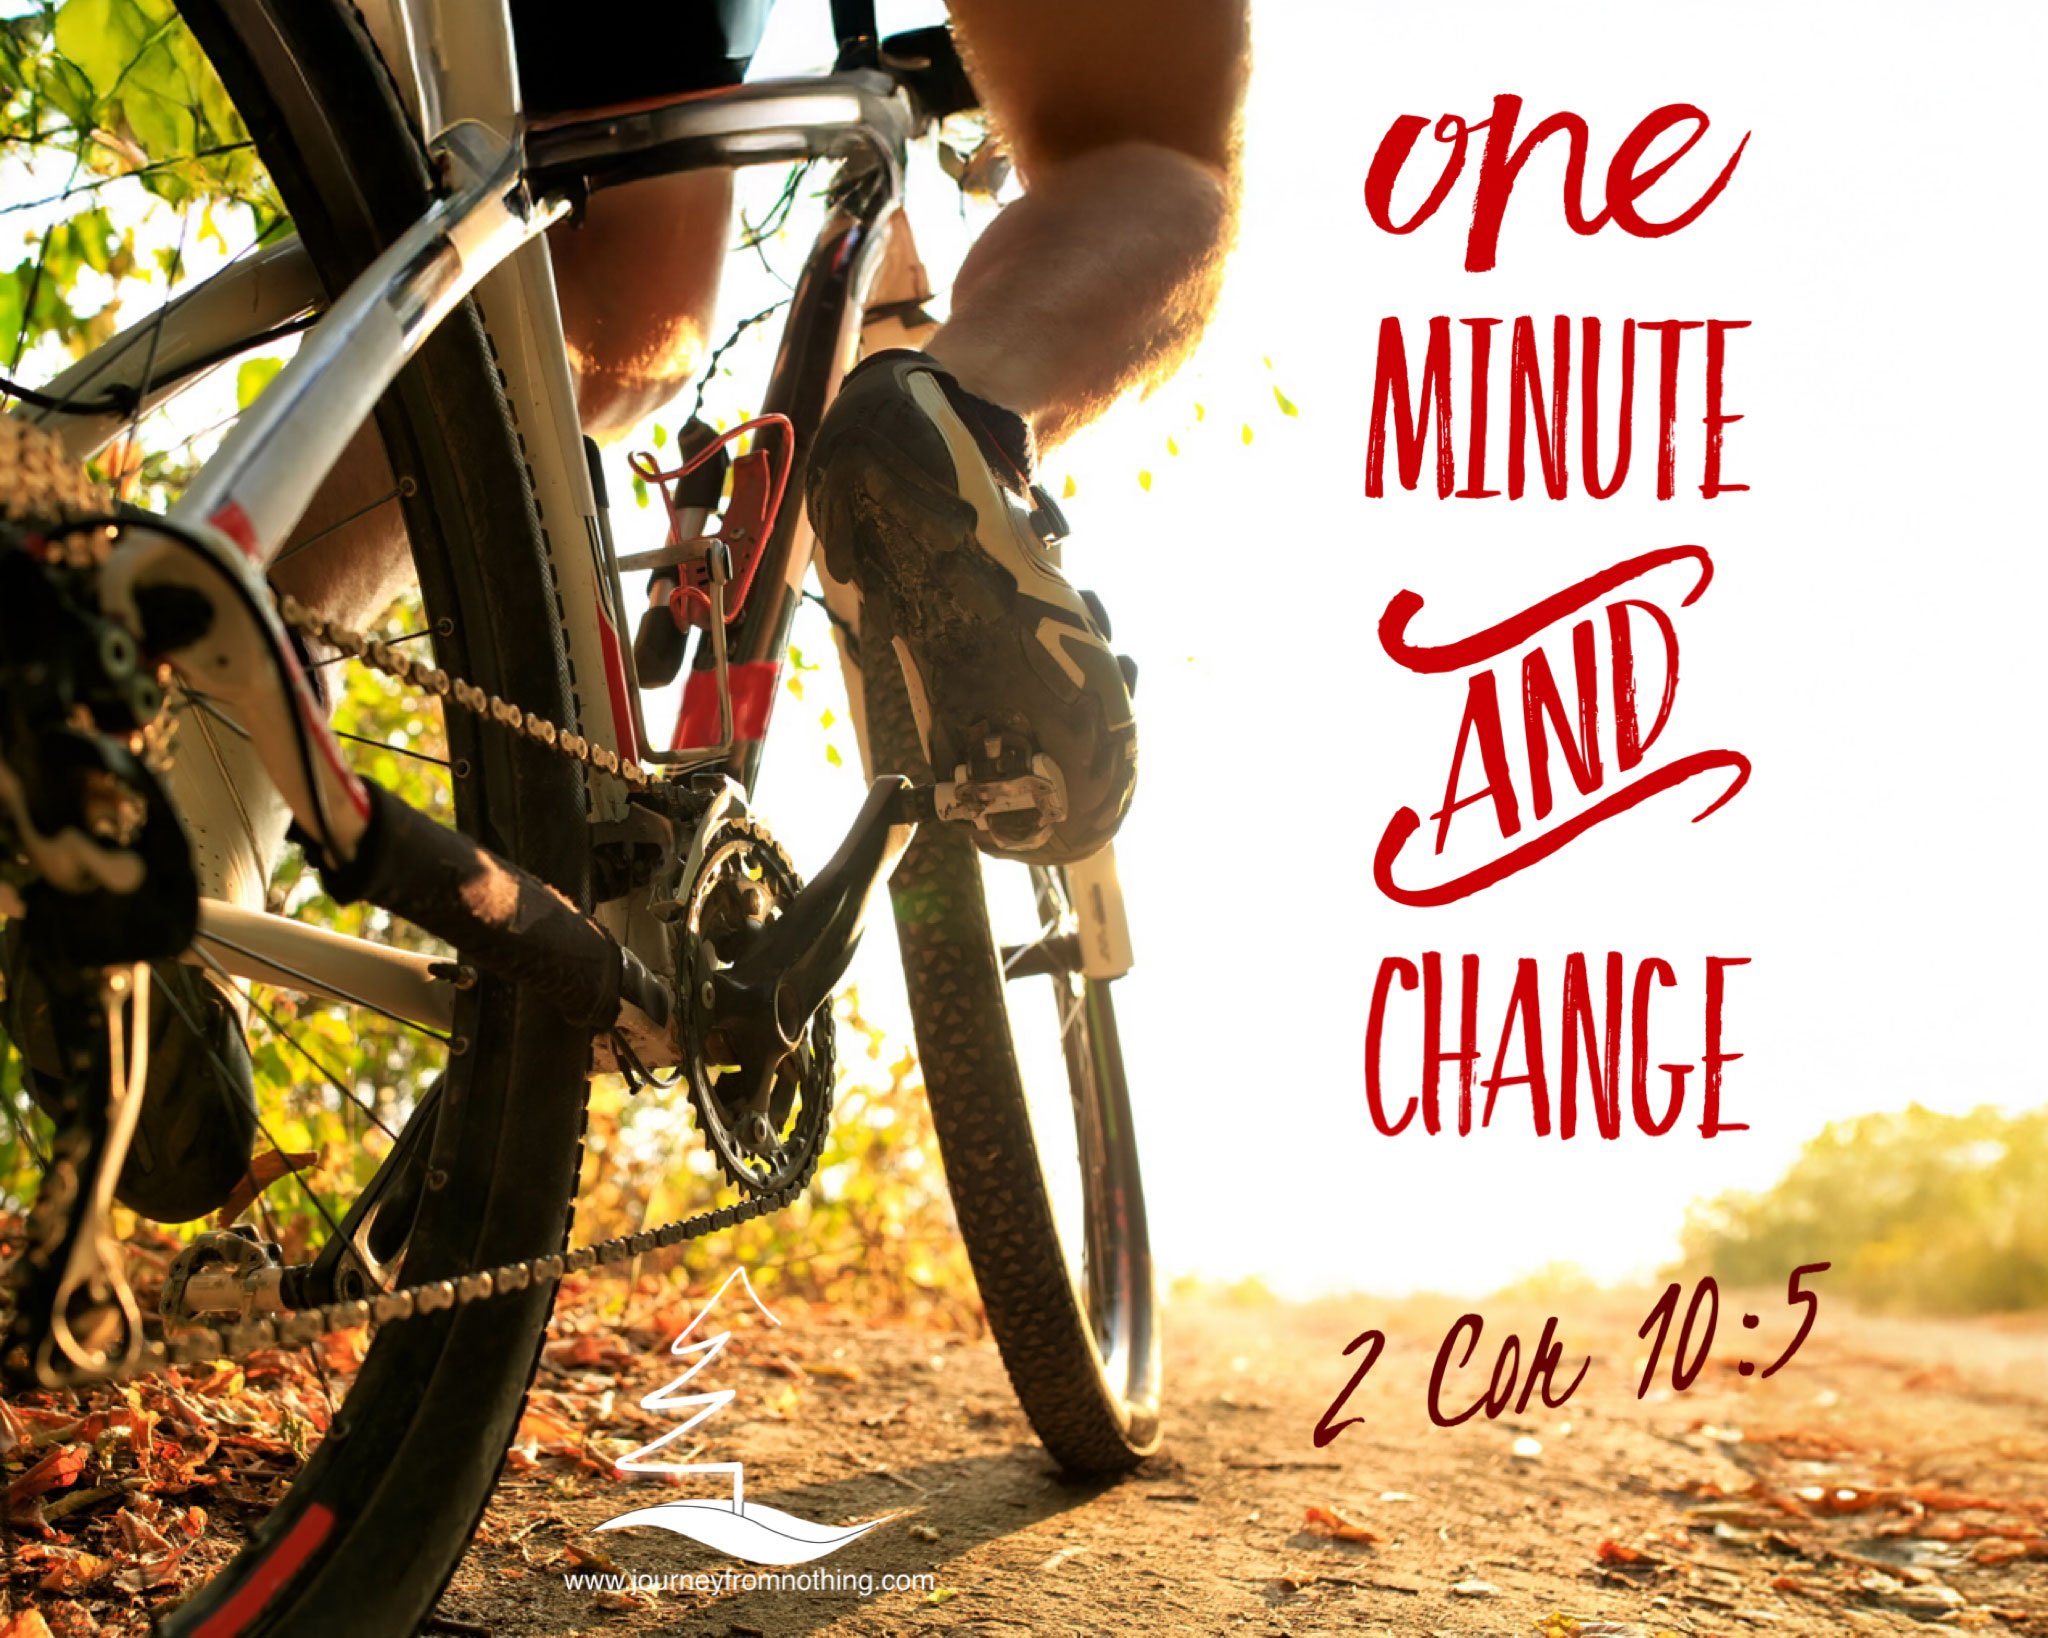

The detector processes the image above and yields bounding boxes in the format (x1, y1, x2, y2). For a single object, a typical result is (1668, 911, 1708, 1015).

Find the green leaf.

(1273, 385, 1299, 417)
(652, 422, 668, 449)
(54, 0, 149, 98)
(631, 473, 649, 509)
(1136, 469, 1152, 492)
(1240, 423, 1254, 446)
(235, 354, 281, 409)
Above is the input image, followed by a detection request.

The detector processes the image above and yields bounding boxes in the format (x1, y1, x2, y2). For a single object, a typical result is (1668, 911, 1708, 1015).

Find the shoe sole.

(807, 372, 1136, 862)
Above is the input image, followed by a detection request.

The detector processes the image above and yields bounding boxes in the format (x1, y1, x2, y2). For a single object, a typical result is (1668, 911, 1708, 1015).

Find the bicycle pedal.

(933, 727, 1068, 853)
(161, 1227, 290, 1329)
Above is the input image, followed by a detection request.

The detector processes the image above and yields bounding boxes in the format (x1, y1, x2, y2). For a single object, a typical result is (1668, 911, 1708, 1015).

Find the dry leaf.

(213, 1150, 319, 1227)
(7, 1445, 87, 1507)
(1303, 1504, 1382, 1545)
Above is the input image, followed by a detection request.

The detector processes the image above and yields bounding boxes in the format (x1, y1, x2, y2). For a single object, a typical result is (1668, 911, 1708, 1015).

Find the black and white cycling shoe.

(806, 349, 1138, 864)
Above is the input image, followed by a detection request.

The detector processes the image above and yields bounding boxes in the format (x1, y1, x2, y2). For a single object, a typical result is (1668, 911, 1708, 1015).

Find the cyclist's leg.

(806, 0, 1246, 864)
(936, 0, 1247, 447)
(546, 173, 733, 440)
(511, 0, 742, 439)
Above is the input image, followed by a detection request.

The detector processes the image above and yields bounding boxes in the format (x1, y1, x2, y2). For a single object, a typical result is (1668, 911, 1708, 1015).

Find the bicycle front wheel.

(860, 643, 1161, 1473)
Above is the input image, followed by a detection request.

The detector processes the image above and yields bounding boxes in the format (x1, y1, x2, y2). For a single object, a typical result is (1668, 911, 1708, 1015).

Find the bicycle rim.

(860, 645, 1161, 1473)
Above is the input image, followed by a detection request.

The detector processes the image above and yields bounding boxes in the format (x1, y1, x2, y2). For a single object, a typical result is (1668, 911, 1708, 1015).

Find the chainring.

(670, 813, 834, 1195)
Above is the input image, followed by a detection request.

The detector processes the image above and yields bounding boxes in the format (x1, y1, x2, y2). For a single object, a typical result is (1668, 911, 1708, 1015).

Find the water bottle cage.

(627, 414, 794, 634)
(664, 445, 780, 630)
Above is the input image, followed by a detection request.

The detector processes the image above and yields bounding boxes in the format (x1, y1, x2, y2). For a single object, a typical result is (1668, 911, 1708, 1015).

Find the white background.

(668, 0, 2048, 1297)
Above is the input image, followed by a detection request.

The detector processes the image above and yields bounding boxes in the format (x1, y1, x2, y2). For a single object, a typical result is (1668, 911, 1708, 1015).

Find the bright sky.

(673, 0, 2048, 1299)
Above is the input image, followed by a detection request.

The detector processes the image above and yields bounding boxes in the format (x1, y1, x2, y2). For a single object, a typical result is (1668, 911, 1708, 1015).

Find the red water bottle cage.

(627, 413, 794, 631)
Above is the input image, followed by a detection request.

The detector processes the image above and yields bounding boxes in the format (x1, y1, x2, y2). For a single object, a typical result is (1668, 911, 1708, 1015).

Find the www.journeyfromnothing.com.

(565, 1569, 938, 1598)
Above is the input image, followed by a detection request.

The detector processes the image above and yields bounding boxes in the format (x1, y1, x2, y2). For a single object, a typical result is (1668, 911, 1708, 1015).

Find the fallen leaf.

(320, 1327, 370, 1374)
(35, 1548, 111, 1593)
(7, 1445, 87, 1507)
(1303, 1505, 1382, 1545)
(212, 1150, 319, 1227)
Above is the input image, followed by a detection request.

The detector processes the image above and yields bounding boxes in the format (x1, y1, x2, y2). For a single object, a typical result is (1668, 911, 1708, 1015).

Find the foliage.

(573, 988, 980, 1331)
(0, 0, 977, 1328)
(1, 0, 280, 371)
(1682, 1103, 2048, 1315)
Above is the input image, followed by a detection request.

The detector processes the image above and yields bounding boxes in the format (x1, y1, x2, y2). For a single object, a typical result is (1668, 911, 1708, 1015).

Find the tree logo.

(594, 1267, 898, 1564)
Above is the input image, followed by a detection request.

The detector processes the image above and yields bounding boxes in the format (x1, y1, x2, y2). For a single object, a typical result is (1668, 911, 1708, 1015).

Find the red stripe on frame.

(191, 1502, 335, 1636)
(672, 660, 780, 751)
(595, 602, 640, 766)
(207, 501, 260, 558)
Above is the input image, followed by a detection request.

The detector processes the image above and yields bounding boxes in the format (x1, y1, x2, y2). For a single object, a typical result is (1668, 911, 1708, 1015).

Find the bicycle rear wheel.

(859, 641, 1161, 1473)
(3, 2, 593, 1630)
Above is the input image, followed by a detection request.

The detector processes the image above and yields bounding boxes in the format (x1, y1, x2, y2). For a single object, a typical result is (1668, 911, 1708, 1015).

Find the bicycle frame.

(22, 0, 1132, 1073)
(33, 2, 921, 1037)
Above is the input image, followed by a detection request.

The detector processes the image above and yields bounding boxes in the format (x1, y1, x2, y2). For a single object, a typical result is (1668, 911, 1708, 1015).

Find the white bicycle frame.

(14, 0, 1132, 1059)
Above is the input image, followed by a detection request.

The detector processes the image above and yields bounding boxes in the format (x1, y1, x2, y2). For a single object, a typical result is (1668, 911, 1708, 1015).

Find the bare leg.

(934, 0, 1248, 448)
(272, 171, 733, 625)
(548, 170, 732, 442)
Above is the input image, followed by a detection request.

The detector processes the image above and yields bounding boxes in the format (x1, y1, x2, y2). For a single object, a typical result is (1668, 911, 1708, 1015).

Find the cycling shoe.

(805, 348, 1137, 864)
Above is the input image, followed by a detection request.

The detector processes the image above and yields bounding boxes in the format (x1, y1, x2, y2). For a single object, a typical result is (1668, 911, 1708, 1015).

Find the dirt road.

(444, 1289, 2048, 1637)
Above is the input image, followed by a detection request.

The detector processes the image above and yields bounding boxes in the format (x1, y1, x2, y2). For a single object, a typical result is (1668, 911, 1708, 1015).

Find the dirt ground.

(438, 1289, 2048, 1638)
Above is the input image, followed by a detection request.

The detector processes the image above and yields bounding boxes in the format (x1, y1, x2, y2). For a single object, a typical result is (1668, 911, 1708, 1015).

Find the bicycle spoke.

(1056, 980, 1085, 1047)
(38, 216, 299, 420)
(272, 485, 406, 568)
(1, 1096, 51, 1179)
(331, 729, 449, 769)
(116, 209, 194, 487)
(0, 142, 256, 217)
(190, 927, 452, 1050)
(153, 953, 363, 1266)
(1001, 917, 1061, 976)
(189, 951, 403, 1147)
(307, 628, 427, 668)
(172, 685, 250, 740)
(4, 24, 222, 383)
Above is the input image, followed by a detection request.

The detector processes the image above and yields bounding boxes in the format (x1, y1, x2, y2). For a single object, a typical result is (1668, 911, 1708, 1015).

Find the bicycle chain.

(277, 594, 652, 791)
(130, 1163, 816, 1383)
(31, 593, 813, 1387)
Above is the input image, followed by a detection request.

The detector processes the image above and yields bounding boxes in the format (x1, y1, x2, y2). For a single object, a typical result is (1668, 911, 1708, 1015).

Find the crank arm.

(286, 1075, 444, 1310)
(321, 782, 670, 1035)
(99, 526, 666, 1039)
(710, 776, 917, 1061)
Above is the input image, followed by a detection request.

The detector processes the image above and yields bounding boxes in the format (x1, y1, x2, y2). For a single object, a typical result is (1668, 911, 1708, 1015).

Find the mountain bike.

(0, 0, 1159, 1629)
